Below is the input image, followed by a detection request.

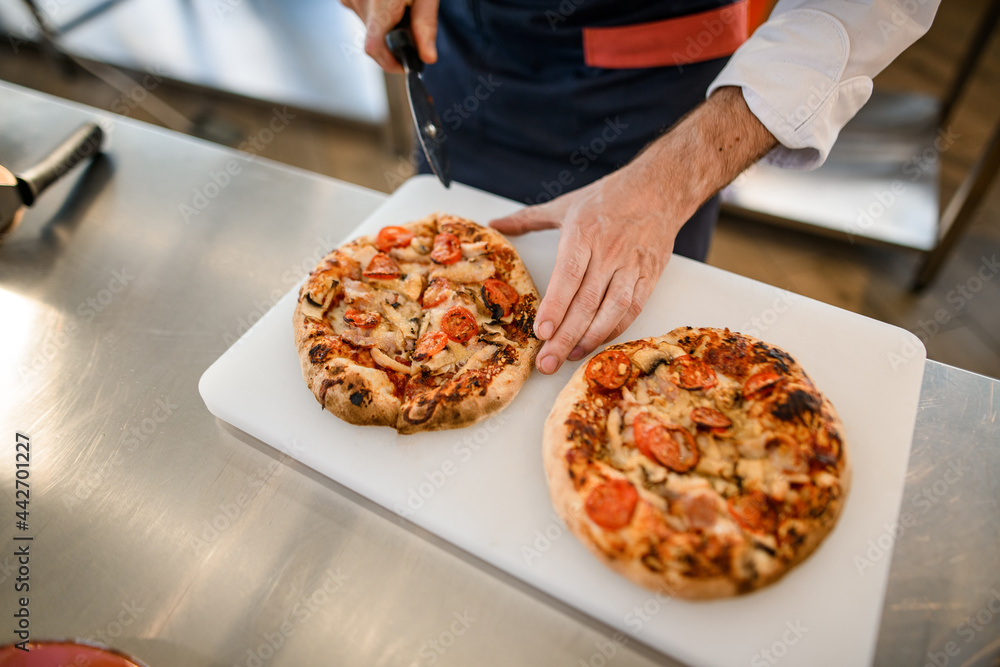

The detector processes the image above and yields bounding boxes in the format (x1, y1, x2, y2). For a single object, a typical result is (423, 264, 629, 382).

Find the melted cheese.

(344, 243, 378, 269)
(430, 259, 495, 284)
(314, 224, 522, 385)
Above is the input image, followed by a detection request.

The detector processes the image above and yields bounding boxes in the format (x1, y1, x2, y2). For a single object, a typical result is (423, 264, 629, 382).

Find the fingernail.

(536, 320, 553, 340)
(568, 346, 585, 361)
(538, 355, 557, 374)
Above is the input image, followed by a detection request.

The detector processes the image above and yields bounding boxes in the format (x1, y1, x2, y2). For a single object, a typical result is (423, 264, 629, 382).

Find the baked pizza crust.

(396, 346, 531, 434)
(544, 327, 851, 600)
(293, 213, 541, 434)
(294, 310, 400, 428)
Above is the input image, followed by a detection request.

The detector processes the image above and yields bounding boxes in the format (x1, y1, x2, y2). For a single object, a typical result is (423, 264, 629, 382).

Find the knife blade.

(386, 8, 452, 188)
(0, 122, 104, 238)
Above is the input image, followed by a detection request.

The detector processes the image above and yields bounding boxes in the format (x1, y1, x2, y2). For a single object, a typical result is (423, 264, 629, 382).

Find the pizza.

(293, 213, 541, 434)
(543, 326, 850, 599)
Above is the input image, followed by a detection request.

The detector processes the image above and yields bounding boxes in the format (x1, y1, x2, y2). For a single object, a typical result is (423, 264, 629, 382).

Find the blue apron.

(417, 0, 743, 261)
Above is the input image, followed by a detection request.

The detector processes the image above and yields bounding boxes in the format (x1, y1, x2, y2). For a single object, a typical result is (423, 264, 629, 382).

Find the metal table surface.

(0, 82, 997, 667)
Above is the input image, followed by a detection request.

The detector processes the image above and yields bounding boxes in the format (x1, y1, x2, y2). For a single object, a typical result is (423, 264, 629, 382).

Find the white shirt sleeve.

(707, 0, 941, 169)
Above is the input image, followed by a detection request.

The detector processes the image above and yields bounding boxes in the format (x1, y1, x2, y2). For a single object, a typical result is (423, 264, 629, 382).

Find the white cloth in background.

(709, 0, 942, 168)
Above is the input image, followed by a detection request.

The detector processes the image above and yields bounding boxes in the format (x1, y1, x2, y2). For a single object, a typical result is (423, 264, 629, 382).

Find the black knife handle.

(386, 7, 423, 73)
(16, 122, 104, 207)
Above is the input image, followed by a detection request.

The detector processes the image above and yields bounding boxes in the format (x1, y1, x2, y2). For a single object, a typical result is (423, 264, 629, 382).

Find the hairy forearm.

(490, 87, 779, 374)
(626, 86, 777, 230)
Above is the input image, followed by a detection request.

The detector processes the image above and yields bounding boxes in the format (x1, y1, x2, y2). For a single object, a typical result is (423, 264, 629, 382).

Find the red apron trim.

(583, 0, 749, 69)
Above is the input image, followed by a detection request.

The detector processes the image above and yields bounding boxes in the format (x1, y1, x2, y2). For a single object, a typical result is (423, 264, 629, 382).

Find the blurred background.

(0, 0, 997, 378)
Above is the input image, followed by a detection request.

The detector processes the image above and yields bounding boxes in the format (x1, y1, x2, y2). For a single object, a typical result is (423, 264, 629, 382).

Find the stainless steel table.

(1, 82, 997, 667)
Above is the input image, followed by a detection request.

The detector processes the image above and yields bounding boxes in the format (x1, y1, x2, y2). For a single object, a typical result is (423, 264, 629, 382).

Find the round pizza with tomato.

(543, 326, 850, 599)
(293, 213, 541, 434)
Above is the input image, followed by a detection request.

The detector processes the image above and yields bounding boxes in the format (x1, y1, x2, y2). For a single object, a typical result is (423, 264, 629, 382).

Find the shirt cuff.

(707, 8, 874, 170)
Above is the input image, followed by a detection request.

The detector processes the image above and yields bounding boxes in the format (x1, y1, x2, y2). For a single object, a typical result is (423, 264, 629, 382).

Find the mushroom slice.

(460, 241, 489, 259)
(632, 346, 674, 375)
(479, 322, 514, 346)
(371, 347, 411, 374)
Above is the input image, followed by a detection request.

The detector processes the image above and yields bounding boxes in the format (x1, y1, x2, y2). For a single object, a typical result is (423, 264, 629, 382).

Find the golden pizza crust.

(293, 213, 541, 434)
(544, 327, 850, 600)
(293, 307, 400, 428)
(396, 347, 534, 434)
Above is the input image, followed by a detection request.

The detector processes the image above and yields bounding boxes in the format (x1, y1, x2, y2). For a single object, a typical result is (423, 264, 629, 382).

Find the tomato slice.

(585, 350, 631, 390)
(441, 306, 478, 343)
(343, 309, 381, 328)
(430, 232, 462, 265)
(668, 355, 717, 390)
(727, 491, 778, 534)
(690, 406, 732, 429)
(585, 479, 639, 530)
(743, 371, 782, 400)
(481, 278, 519, 318)
(633, 412, 699, 472)
(375, 225, 414, 252)
(363, 252, 402, 280)
(413, 331, 448, 361)
(422, 277, 453, 308)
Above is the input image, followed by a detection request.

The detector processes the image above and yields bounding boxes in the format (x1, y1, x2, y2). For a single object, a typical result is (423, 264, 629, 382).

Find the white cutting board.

(200, 176, 926, 667)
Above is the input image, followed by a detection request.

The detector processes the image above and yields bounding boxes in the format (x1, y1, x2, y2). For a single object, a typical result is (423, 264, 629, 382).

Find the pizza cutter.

(386, 7, 452, 188)
(0, 122, 105, 239)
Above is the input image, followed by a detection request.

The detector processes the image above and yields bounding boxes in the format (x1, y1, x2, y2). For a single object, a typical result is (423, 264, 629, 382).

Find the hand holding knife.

(386, 7, 452, 188)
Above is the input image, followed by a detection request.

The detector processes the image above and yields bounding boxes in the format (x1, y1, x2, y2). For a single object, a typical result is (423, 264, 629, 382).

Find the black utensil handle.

(385, 7, 422, 72)
(17, 122, 104, 207)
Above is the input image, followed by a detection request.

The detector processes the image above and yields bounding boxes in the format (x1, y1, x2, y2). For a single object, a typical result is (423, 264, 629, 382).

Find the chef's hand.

(341, 0, 440, 74)
(491, 170, 682, 375)
(491, 87, 778, 375)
